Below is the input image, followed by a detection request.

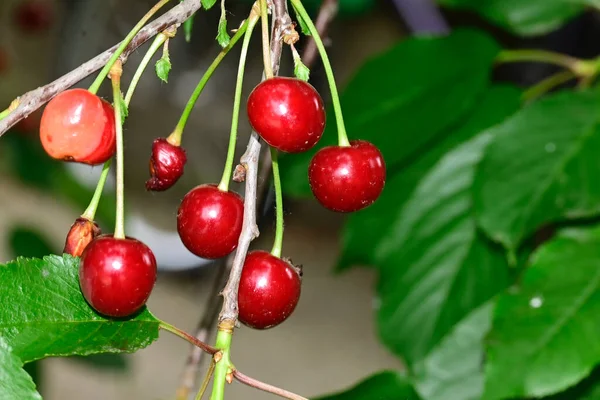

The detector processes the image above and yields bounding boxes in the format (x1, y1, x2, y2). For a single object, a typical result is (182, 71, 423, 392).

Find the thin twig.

(218, 0, 293, 324)
(233, 370, 309, 400)
(0, 0, 203, 136)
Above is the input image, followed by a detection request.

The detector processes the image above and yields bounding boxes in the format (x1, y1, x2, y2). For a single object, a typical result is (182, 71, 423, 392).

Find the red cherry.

(145, 138, 187, 191)
(40, 89, 116, 165)
(177, 184, 244, 259)
(247, 77, 326, 153)
(79, 235, 157, 318)
(238, 251, 302, 329)
(13, 1, 54, 34)
(308, 140, 386, 213)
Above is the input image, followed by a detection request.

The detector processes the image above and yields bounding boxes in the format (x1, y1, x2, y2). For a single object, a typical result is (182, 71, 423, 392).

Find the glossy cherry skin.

(238, 251, 302, 329)
(145, 138, 187, 191)
(177, 184, 244, 259)
(13, 1, 54, 34)
(247, 77, 326, 153)
(79, 235, 157, 318)
(309, 140, 386, 213)
(40, 89, 116, 165)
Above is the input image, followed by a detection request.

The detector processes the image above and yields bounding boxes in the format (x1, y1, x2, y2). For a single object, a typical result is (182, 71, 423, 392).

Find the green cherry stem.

(88, 0, 172, 95)
(270, 147, 284, 258)
(259, 0, 274, 79)
(195, 361, 215, 400)
(169, 18, 252, 145)
(217, 10, 260, 192)
(125, 33, 168, 105)
(81, 33, 167, 222)
(210, 329, 234, 400)
(289, 0, 350, 147)
(111, 62, 126, 240)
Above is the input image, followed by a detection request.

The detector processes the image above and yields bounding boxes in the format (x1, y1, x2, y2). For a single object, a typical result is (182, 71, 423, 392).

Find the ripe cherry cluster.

(34, 2, 385, 331)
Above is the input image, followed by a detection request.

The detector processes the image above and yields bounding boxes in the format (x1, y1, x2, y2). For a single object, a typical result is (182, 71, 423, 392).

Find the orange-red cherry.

(40, 89, 116, 165)
(79, 235, 157, 318)
(177, 184, 244, 259)
(238, 251, 302, 329)
(247, 77, 326, 153)
(309, 140, 386, 212)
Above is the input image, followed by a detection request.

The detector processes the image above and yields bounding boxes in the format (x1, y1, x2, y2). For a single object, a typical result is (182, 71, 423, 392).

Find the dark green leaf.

(155, 56, 172, 83)
(0, 339, 41, 400)
(483, 225, 600, 400)
(216, 13, 230, 48)
(337, 85, 521, 270)
(8, 226, 56, 259)
(473, 90, 600, 253)
(546, 367, 600, 400)
(0, 255, 160, 363)
(201, 0, 217, 10)
(292, 3, 312, 36)
(436, 0, 592, 36)
(279, 28, 500, 197)
(377, 133, 509, 366)
(315, 371, 419, 400)
(414, 302, 493, 400)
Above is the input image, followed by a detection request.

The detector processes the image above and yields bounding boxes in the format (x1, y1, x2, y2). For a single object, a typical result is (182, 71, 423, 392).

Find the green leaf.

(546, 367, 600, 400)
(155, 56, 172, 83)
(483, 225, 600, 400)
(0, 339, 41, 400)
(294, 55, 310, 82)
(315, 371, 419, 400)
(292, 3, 312, 36)
(216, 10, 230, 47)
(414, 302, 493, 400)
(279, 28, 500, 197)
(436, 0, 593, 36)
(201, 0, 217, 10)
(0, 255, 160, 363)
(337, 85, 521, 270)
(473, 90, 600, 253)
(377, 133, 509, 366)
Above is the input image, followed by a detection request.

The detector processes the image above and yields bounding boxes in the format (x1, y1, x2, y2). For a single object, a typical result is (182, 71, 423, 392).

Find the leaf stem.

(217, 11, 260, 192)
(125, 33, 168, 105)
(88, 0, 172, 94)
(232, 370, 308, 400)
(496, 50, 592, 76)
(259, 0, 274, 79)
(111, 62, 126, 240)
(210, 326, 234, 400)
(522, 70, 576, 103)
(159, 321, 218, 354)
(289, 0, 349, 146)
(170, 18, 251, 145)
(270, 147, 284, 258)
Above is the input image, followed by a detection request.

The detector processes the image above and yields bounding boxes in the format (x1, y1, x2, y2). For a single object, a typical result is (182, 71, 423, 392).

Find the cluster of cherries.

(39, 75, 385, 329)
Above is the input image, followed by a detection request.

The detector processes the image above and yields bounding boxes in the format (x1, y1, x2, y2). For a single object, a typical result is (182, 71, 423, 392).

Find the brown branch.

(233, 370, 309, 400)
(301, 0, 339, 67)
(218, 0, 293, 323)
(0, 0, 203, 136)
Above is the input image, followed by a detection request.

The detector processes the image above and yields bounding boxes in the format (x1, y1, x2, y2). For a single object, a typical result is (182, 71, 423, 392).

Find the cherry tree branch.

(218, 0, 293, 323)
(233, 370, 309, 400)
(0, 0, 203, 135)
